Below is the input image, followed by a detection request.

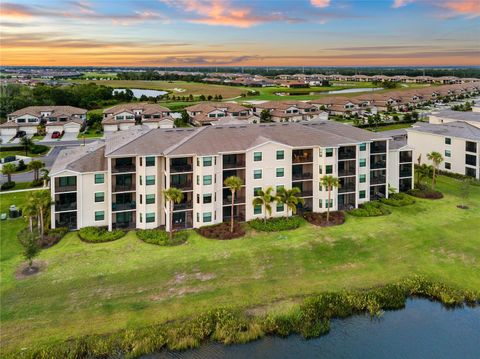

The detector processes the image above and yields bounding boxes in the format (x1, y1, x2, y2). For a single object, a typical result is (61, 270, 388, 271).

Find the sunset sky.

(1, 0, 479, 67)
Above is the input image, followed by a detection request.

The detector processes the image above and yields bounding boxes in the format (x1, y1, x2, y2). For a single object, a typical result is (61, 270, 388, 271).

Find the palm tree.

(2, 163, 16, 183)
(40, 168, 50, 187)
(31, 190, 51, 239)
(277, 187, 304, 218)
(163, 187, 184, 240)
(20, 136, 33, 156)
(416, 164, 433, 187)
(320, 175, 340, 223)
(223, 176, 243, 232)
(252, 186, 277, 223)
(23, 194, 38, 233)
(28, 160, 44, 181)
(427, 151, 444, 191)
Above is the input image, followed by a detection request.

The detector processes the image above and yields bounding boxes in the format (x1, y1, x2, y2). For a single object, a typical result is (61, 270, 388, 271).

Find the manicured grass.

(0, 182, 35, 192)
(367, 123, 414, 132)
(0, 176, 479, 353)
(0, 150, 43, 158)
(77, 132, 103, 139)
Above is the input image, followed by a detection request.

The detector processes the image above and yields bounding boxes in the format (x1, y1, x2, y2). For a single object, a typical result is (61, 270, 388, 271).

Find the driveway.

(0, 135, 13, 144)
(61, 132, 78, 141)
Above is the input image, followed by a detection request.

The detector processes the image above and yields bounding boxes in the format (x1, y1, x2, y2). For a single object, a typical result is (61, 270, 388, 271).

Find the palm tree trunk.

(169, 201, 173, 241)
(39, 208, 44, 239)
(327, 187, 331, 223)
(263, 204, 267, 224)
(432, 168, 436, 191)
(230, 190, 235, 233)
(7, 174, 11, 183)
(29, 217, 33, 233)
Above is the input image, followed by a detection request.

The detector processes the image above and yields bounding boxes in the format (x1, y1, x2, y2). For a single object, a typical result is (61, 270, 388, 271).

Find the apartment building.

(407, 122, 479, 179)
(253, 101, 328, 122)
(1, 106, 87, 139)
(102, 103, 173, 133)
(50, 121, 413, 231)
(429, 110, 480, 129)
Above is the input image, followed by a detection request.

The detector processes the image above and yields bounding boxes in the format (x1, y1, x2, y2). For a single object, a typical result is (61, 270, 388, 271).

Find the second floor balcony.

(112, 201, 136, 212)
(55, 202, 77, 212)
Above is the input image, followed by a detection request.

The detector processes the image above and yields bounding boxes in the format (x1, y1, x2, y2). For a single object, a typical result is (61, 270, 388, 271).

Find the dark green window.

(94, 174, 104, 184)
(445, 150, 451, 158)
(445, 137, 451, 145)
(203, 212, 212, 223)
(359, 190, 366, 199)
(203, 157, 212, 166)
(146, 194, 155, 204)
(254, 169, 262, 179)
(276, 168, 284, 177)
(146, 212, 155, 223)
(146, 175, 155, 185)
(94, 192, 104, 202)
(254, 152, 262, 161)
(359, 158, 367, 167)
(359, 174, 366, 183)
(254, 187, 261, 196)
(276, 150, 284, 160)
(203, 175, 212, 185)
(145, 156, 155, 167)
(95, 211, 104, 221)
(359, 143, 367, 151)
(254, 205, 262, 214)
(325, 148, 334, 157)
(326, 165, 333, 174)
(276, 203, 284, 212)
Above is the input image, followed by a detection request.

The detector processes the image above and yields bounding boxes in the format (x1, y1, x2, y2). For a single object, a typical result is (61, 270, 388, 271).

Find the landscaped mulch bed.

(304, 211, 345, 227)
(407, 189, 443, 199)
(196, 222, 245, 240)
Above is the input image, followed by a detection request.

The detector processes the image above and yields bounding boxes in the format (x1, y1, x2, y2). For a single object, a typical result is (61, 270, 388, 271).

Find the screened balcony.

(112, 157, 136, 173)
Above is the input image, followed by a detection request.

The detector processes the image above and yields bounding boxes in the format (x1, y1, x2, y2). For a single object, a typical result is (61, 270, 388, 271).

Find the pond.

(276, 87, 383, 96)
(114, 88, 168, 98)
(144, 299, 480, 359)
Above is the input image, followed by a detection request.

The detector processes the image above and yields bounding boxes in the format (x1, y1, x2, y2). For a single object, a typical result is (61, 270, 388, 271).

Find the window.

(203, 175, 212, 185)
(466, 141, 477, 153)
(325, 165, 333, 174)
(466, 154, 477, 166)
(254, 187, 261, 196)
(203, 194, 212, 204)
(276, 168, 284, 177)
(140, 213, 143, 223)
(465, 167, 477, 178)
(359, 174, 366, 183)
(359, 143, 367, 151)
(319, 199, 323, 208)
(444, 150, 451, 158)
(146, 194, 155, 204)
(276, 203, 284, 212)
(59, 176, 76, 187)
(445, 137, 451, 145)
(94, 174, 104, 184)
(203, 156, 212, 166)
(146, 175, 155, 185)
(94, 192, 104, 203)
(254, 169, 262, 179)
(254, 205, 262, 214)
(203, 212, 212, 223)
(254, 152, 262, 162)
(325, 148, 334, 157)
(95, 211, 104, 221)
(319, 166, 323, 174)
(146, 212, 155, 223)
(139, 176, 142, 185)
(276, 150, 284, 160)
(359, 190, 366, 199)
(445, 162, 451, 170)
(146, 156, 155, 167)
(359, 158, 367, 167)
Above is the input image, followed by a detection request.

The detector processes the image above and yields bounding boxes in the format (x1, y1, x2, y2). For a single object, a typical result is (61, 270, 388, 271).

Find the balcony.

(223, 154, 246, 169)
(112, 184, 135, 192)
(338, 160, 356, 177)
(55, 202, 77, 212)
(112, 164, 136, 173)
(55, 185, 76, 193)
(223, 196, 246, 205)
(371, 154, 387, 169)
(299, 190, 313, 197)
(112, 202, 136, 211)
(371, 140, 387, 154)
(173, 181, 193, 191)
(170, 164, 193, 173)
(371, 175, 387, 185)
(223, 169, 245, 183)
(338, 146, 356, 160)
(338, 185, 356, 194)
(112, 221, 136, 230)
(173, 201, 193, 211)
(292, 172, 312, 181)
(399, 164, 413, 178)
(292, 149, 313, 163)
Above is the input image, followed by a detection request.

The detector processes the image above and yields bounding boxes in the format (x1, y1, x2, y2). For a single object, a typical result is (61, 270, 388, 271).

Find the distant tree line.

(117, 70, 204, 82)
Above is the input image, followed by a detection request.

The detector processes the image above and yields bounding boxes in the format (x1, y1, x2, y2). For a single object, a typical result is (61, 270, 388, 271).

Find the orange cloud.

(0, 3, 33, 18)
(442, 0, 480, 17)
(310, 0, 331, 8)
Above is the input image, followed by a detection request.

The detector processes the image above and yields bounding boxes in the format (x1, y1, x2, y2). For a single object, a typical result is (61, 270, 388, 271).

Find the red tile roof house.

(102, 103, 173, 133)
(1, 106, 87, 140)
(185, 102, 253, 126)
(253, 101, 328, 123)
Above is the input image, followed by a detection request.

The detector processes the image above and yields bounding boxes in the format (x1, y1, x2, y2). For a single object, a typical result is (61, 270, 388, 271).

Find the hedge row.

(379, 193, 416, 207)
(137, 229, 188, 246)
(78, 226, 126, 243)
(249, 216, 304, 232)
(348, 201, 391, 217)
(9, 276, 478, 359)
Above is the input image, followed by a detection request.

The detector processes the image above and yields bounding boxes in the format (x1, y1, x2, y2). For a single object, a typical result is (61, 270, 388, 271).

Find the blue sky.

(1, 0, 479, 66)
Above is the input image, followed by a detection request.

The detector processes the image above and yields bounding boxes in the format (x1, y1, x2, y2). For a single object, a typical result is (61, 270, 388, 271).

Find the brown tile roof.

(185, 102, 248, 113)
(50, 141, 107, 175)
(9, 106, 87, 117)
(103, 103, 170, 116)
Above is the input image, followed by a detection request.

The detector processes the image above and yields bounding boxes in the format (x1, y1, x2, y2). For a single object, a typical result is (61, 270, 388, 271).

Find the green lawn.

(1, 176, 479, 353)
(0, 182, 42, 192)
(367, 123, 414, 132)
(0, 150, 43, 158)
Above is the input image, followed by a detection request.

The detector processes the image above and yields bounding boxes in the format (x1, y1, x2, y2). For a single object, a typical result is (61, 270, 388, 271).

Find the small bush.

(248, 216, 303, 232)
(137, 229, 188, 246)
(380, 193, 415, 207)
(1, 181, 15, 190)
(196, 222, 245, 240)
(348, 201, 391, 217)
(16, 159, 27, 171)
(78, 226, 126, 243)
(29, 144, 49, 155)
(30, 179, 44, 187)
(304, 211, 345, 227)
(39, 227, 68, 248)
(407, 188, 443, 199)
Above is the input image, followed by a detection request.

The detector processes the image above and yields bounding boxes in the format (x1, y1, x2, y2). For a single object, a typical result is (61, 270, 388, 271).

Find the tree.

(18, 230, 40, 272)
(1, 163, 16, 183)
(277, 187, 304, 218)
(224, 176, 243, 232)
(320, 175, 340, 223)
(252, 187, 277, 223)
(427, 151, 444, 191)
(20, 136, 33, 156)
(40, 168, 50, 187)
(459, 178, 471, 209)
(23, 194, 38, 233)
(416, 164, 433, 187)
(28, 160, 44, 181)
(163, 187, 184, 241)
(31, 190, 51, 239)
(260, 109, 272, 123)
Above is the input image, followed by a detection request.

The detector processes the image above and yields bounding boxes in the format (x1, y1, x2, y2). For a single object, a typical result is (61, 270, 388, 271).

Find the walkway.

(0, 186, 48, 195)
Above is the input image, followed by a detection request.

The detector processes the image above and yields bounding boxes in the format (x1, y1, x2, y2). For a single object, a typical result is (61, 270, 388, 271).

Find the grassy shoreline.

(1, 175, 479, 354)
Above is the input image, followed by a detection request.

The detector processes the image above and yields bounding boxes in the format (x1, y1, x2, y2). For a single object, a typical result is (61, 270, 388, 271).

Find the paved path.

(0, 186, 48, 195)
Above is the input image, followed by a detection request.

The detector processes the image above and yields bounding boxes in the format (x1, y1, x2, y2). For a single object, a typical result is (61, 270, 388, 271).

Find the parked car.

(15, 130, 26, 138)
(51, 131, 61, 139)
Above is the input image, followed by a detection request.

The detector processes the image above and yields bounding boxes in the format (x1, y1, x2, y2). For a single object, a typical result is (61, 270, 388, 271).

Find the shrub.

(39, 227, 68, 248)
(78, 226, 126, 243)
(304, 211, 345, 227)
(137, 229, 188, 246)
(1, 181, 15, 190)
(248, 216, 303, 232)
(348, 201, 391, 217)
(30, 179, 44, 187)
(379, 193, 415, 207)
(407, 188, 443, 199)
(29, 144, 49, 155)
(16, 159, 27, 171)
(196, 222, 245, 240)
